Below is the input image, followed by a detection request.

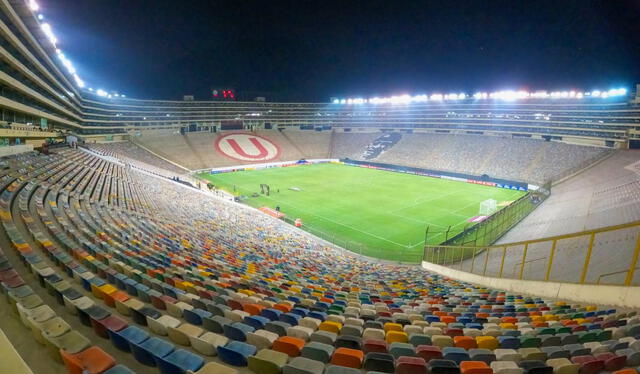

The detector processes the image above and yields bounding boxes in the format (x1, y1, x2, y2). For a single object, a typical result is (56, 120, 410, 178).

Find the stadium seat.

(217, 341, 257, 366)
(60, 346, 116, 374)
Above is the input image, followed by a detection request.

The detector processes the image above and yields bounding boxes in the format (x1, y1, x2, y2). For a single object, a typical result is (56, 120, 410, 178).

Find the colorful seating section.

(0, 148, 639, 374)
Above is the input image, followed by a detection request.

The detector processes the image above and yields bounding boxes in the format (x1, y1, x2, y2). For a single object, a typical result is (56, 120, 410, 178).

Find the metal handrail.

(597, 267, 640, 285)
(425, 220, 640, 250)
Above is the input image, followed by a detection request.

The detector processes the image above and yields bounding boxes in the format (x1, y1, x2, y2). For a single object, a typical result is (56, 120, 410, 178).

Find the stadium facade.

(1, 0, 640, 149)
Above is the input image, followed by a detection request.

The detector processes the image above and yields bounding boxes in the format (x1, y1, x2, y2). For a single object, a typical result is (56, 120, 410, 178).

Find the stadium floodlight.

(96, 89, 108, 97)
(38, 14, 43, 20)
(73, 74, 84, 88)
(591, 90, 601, 97)
(340, 99, 346, 104)
(121, 95, 126, 98)
(40, 23, 57, 45)
(28, 0, 39, 11)
(430, 94, 443, 101)
(332, 99, 340, 104)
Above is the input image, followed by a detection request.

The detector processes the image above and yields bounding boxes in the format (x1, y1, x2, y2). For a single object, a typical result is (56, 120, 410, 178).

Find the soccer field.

(198, 163, 525, 262)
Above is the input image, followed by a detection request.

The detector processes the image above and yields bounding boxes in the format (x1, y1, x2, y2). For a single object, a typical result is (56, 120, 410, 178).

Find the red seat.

(571, 355, 605, 374)
(594, 353, 626, 372)
(416, 345, 443, 361)
(363, 339, 388, 354)
(60, 346, 116, 374)
(91, 315, 128, 339)
(444, 328, 464, 337)
(396, 356, 428, 374)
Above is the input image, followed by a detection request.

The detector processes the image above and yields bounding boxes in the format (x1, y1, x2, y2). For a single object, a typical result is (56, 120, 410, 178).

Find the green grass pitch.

(197, 163, 525, 262)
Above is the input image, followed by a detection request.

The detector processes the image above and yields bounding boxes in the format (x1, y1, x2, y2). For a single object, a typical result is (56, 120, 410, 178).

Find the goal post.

(479, 199, 498, 216)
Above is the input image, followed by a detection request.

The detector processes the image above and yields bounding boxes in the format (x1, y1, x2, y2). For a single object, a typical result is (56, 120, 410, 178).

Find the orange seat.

(386, 331, 409, 344)
(60, 346, 116, 374)
(613, 370, 638, 374)
(461, 361, 493, 374)
(454, 336, 478, 350)
(272, 336, 305, 357)
(476, 312, 489, 318)
(103, 291, 129, 308)
(243, 303, 264, 316)
(331, 347, 364, 368)
(273, 304, 292, 313)
(501, 317, 517, 324)
(441, 316, 456, 324)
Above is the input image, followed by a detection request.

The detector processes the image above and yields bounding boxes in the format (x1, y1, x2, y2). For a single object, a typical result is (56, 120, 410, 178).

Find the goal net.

(479, 199, 498, 216)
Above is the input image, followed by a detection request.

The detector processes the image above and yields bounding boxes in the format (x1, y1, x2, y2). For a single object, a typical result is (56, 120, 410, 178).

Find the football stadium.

(0, 1, 639, 374)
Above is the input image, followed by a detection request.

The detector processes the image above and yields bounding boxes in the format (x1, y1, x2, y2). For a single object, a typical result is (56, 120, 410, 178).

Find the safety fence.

(423, 221, 640, 286)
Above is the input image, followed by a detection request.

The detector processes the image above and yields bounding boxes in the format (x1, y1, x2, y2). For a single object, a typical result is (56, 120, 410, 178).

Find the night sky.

(45, 0, 640, 101)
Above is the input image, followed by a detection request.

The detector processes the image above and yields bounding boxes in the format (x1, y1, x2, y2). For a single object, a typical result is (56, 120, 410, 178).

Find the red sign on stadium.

(215, 133, 280, 162)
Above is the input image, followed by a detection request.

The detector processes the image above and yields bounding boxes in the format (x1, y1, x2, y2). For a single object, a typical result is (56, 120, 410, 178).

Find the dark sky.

(45, 0, 640, 101)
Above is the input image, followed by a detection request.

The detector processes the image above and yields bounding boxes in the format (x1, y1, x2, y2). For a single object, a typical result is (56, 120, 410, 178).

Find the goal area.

(479, 199, 498, 215)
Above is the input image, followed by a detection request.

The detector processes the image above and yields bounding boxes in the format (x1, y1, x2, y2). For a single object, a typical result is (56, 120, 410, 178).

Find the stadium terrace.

(0, 1, 639, 374)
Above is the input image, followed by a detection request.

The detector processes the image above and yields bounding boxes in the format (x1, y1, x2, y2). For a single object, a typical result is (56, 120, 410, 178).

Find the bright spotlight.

(28, 0, 39, 12)
(96, 89, 108, 97)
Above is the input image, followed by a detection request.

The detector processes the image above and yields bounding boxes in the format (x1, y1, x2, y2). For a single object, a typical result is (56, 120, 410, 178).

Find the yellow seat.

(318, 321, 342, 334)
(386, 330, 409, 344)
(476, 336, 499, 350)
(384, 323, 403, 333)
(499, 323, 516, 330)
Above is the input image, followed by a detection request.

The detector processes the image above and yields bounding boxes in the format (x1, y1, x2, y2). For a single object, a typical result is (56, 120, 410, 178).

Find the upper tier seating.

(132, 130, 610, 184)
(0, 148, 637, 374)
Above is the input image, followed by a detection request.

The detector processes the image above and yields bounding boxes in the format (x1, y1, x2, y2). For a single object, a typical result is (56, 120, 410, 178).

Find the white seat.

(147, 314, 181, 336)
(247, 329, 278, 350)
(168, 323, 203, 346)
(189, 332, 229, 356)
(287, 325, 314, 341)
(166, 301, 193, 318)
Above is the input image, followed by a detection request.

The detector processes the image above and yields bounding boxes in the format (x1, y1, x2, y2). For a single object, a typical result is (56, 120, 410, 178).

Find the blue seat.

(223, 322, 255, 342)
(218, 341, 258, 366)
(114, 274, 128, 290)
(135, 284, 151, 302)
(308, 311, 327, 321)
(261, 308, 283, 321)
(244, 315, 270, 330)
(499, 336, 521, 349)
(109, 325, 149, 353)
(183, 308, 212, 326)
(426, 315, 440, 323)
(156, 349, 205, 374)
(103, 365, 136, 374)
(442, 347, 470, 364)
(125, 279, 139, 296)
(291, 307, 309, 317)
(131, 337, 175, 366)
(280, 312, 301, 326)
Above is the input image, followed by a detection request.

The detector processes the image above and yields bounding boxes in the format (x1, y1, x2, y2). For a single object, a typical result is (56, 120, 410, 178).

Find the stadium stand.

(124, 130, 610, 185)
(0, 148, 638, 374)
(85, 141, 188, 176)
(0, 1, 639, 373)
